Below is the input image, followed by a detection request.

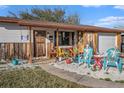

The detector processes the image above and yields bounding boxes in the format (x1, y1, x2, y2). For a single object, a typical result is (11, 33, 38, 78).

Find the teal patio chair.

(75, 45, 93, 68)
(81, 46, 93, 67)
(103, 48, 123, 73)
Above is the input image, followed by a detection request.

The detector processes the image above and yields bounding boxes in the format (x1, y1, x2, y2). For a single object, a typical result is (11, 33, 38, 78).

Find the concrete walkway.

(40, 64, 124, 88)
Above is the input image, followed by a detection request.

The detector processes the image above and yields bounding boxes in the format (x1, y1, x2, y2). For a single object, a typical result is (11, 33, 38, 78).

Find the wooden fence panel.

(0, 43, 31, 60)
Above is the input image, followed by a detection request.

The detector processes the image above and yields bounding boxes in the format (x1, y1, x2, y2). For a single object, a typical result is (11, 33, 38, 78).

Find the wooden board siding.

(47, 43, 50, 58)
(0, 43, 32, 60)
(116, 33, 121, 50)
(93, 32, 98, 54)
(82, 32, 88, 51)
(77, 32, 83, 52)
(77, 32, 97, 53)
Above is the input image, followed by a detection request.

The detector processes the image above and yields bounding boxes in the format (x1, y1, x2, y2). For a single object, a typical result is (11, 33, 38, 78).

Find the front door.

(34, 31, 46, 57)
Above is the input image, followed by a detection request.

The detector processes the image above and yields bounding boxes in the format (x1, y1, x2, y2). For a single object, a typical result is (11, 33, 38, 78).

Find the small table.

(93, 55, 105, 70)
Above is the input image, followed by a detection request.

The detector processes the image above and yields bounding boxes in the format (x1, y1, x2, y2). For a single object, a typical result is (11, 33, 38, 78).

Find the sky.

(1, 5, 124, 28)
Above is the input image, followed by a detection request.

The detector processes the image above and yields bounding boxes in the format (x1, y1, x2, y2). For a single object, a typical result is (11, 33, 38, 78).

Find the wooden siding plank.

(0, 43, 29, 60)
(93, 32, 98, 54)
(116, 33, 121, 50)
(29, 26, 32, 63)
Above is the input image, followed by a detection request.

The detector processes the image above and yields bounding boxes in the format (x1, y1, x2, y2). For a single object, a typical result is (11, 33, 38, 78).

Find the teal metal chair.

(71, 45, 93, 67)
(103, 48, 123, 73)
(75, 46, 93, 68)
(82, 46, 93, 67)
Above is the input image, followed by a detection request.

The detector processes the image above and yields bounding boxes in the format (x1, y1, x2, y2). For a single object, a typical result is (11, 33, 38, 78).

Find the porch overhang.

(1, 16, 124, 33)
(18, 20, 124, 33)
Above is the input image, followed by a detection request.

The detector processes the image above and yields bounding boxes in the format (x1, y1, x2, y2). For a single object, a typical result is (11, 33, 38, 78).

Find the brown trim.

(18, 20, 124, 33)
(28, 26, 32, 64)
(33, 30, 36, 57)
(0, 17, 20, 23)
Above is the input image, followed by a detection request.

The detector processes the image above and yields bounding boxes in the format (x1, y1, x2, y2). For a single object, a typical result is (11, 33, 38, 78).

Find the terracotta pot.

(66, 59, 72, 64)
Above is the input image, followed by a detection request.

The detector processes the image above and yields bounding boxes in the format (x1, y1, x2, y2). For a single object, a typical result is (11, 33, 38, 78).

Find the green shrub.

(104, 78, 112, 81)
(99, 78, 112, 81)
(115, 80, 124, 83)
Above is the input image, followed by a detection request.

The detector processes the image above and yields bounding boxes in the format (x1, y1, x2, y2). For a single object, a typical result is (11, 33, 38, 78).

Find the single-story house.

(0, 16, 124, 63)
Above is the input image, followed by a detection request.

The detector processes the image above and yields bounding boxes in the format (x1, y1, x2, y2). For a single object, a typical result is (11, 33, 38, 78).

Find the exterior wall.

(98, 33, 116, 53)
(0, 23, 34, 60)
(0, 23, 32, 43)
(0, 23, 121, 59)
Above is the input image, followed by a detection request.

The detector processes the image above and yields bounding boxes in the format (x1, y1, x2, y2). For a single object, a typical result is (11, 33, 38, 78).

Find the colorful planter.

(11, 58, 18, 65)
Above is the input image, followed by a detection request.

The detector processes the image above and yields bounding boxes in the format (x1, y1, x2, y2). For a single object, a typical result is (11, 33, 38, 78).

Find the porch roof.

(0, 16, 124, 33)
(0, 16, 20, 23)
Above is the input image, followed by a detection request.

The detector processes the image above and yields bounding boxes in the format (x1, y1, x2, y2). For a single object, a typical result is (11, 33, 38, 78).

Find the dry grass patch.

(0, 66, 87, 88)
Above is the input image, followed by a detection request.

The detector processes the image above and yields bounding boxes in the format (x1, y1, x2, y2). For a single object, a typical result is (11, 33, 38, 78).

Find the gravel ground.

(53, 61, 124, 81)
(0, 58, 55, 71)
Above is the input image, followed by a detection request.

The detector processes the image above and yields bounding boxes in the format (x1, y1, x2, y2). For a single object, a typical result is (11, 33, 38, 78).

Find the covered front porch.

(17, 20, 124, 64)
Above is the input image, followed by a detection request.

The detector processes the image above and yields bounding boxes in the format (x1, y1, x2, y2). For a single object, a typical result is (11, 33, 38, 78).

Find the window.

(54, 31, 75, 46)
(121, 35, 124, 52)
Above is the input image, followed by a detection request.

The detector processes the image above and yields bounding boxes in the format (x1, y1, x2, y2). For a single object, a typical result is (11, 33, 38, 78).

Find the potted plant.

(65, 50, 72, 64)
(11, 57, 19, 65)
(65, 58, 72, 64)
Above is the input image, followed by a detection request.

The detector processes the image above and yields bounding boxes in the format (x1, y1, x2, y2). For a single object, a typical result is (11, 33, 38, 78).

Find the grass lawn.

(0, 66, 87, 88)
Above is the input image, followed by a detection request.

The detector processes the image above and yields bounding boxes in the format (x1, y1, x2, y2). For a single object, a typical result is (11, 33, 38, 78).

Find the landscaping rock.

(53, 61, 124, 81)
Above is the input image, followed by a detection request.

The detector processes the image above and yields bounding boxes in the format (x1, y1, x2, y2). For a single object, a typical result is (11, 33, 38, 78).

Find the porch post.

(56, 29, 59, 48)
(82, 32, 85, 51)
(69, 32, 72, 45)
(29, 26, 32, 64)
(116, 33, 121, 50)
(74, 32, 77, 47)
(82, 32, 87, 52)
(93, 32, 98, 54)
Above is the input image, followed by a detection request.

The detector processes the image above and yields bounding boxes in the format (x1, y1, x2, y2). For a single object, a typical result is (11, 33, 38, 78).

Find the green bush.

(115, 80, 124, 83)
